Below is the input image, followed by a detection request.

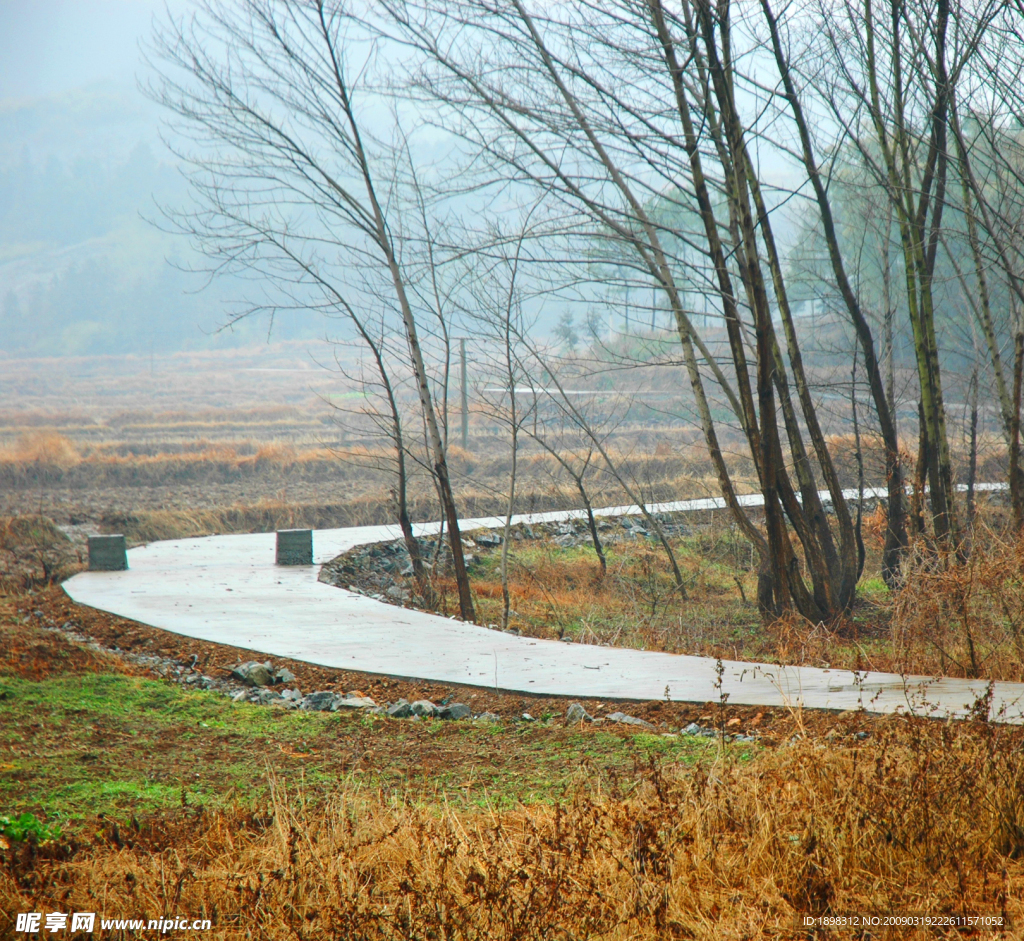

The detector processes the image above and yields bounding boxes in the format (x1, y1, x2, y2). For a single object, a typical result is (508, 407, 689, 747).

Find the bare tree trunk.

(858, 0, 957, 547)
(1012, 332, 1024, 531)
(576, 477, 607, 577)
(499, 317, 519, 632)
(967, 367, 979, 532)
(759, 0, 908, 587)
(328, 47, 475, 619)
(364, 331, 433, 603)
(881, 203, 897, 419)
(500, 416, 516, 631)
(529, 434, 607, 576)
(914, 401, 929, 537)
(947, 105, 1024, 527)
(852, 346, 866, 581)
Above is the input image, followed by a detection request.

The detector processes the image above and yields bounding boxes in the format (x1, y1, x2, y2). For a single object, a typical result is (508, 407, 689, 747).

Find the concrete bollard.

(88, 534, 128, 571)
(276, 529, 313, 565)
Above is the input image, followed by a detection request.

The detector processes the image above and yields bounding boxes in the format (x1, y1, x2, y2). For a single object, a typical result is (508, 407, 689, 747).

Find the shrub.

(890, 529, 1024, 681)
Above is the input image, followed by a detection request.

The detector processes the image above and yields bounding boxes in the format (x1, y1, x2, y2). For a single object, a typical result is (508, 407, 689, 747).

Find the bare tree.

(798, 0, 1023, 551)
(149, 0, 475, 618)
(319, 312, 435, 602)
(383, 0, 893, 619)
(465, 219, 537, 629)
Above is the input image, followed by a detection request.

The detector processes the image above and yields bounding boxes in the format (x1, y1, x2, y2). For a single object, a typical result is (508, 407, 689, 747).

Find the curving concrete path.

(62, 485, 1024, 722)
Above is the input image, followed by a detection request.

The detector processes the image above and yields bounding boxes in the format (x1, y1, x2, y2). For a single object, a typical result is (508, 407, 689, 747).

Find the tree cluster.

(150, 0, 1024, 623)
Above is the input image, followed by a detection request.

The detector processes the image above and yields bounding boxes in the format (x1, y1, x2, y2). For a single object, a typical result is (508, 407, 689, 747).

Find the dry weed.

(0, 516, 82, 590)
(889, 528, 1024, 681)
(0, 615, 135, 681)
(1, 432, 81, 469)
(3, 725, 1023, 938)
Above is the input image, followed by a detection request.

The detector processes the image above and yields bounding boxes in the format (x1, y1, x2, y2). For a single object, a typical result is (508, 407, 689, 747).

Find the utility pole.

(460, 337, 469, 450)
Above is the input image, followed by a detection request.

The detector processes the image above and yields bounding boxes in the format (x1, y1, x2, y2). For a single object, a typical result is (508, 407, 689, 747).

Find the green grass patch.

(858, 576, 890, 597)
(0, 671, 748, 828)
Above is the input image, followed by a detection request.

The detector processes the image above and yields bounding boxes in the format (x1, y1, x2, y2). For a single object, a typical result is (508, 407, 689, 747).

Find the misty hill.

(0, 83, 320, 357)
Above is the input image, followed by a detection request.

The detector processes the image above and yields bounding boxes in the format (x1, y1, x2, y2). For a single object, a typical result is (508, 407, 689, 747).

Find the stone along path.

(62, 487, 1024, 722)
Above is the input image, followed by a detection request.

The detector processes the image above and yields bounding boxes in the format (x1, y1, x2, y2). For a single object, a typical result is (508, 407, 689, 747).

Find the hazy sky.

(0, 0, 183, 100)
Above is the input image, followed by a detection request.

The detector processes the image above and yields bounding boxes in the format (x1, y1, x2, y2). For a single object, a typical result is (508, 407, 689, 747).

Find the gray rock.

(231, 689, 249, 703)
(438, 703, 472, 720)
(280, 688, 303, 702)
(387, 699, 413, 718)
(254, 689, 283, 705)
(385, 586, 410, 602)
(275, 666, 296, 685)
(521, 713, 535, 721)
(476, 532, 502, 547)
(565, 702, 593, 723)
(410, 699, 438, 718)
(682, 722, 703, 736)
(475, 712, 501, 722)
(302, 691, 341, 712)
(733, 734, 757, 743)
(605, 711, 654, 728)
(556, 523, 574, 536)
(554, 534, 578, 548)
(231, 661, 276, 687)
(333, 695, 378, 710)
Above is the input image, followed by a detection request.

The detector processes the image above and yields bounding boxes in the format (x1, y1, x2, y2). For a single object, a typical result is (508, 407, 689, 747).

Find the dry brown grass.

(886, 526, 1024, 682)
(1, 432, 82, 469)
(0, 515, 82, 590)
(0, 602, 135, 682)
(100, 500, 393, 544)
(3, 721, 1023, 938)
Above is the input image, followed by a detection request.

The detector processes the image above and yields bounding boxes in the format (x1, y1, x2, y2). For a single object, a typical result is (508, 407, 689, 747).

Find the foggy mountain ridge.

(0, 82, 322, 357)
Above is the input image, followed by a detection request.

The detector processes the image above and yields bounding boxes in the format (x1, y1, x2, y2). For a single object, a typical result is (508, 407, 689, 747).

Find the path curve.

(62, 484, 1024, 722)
